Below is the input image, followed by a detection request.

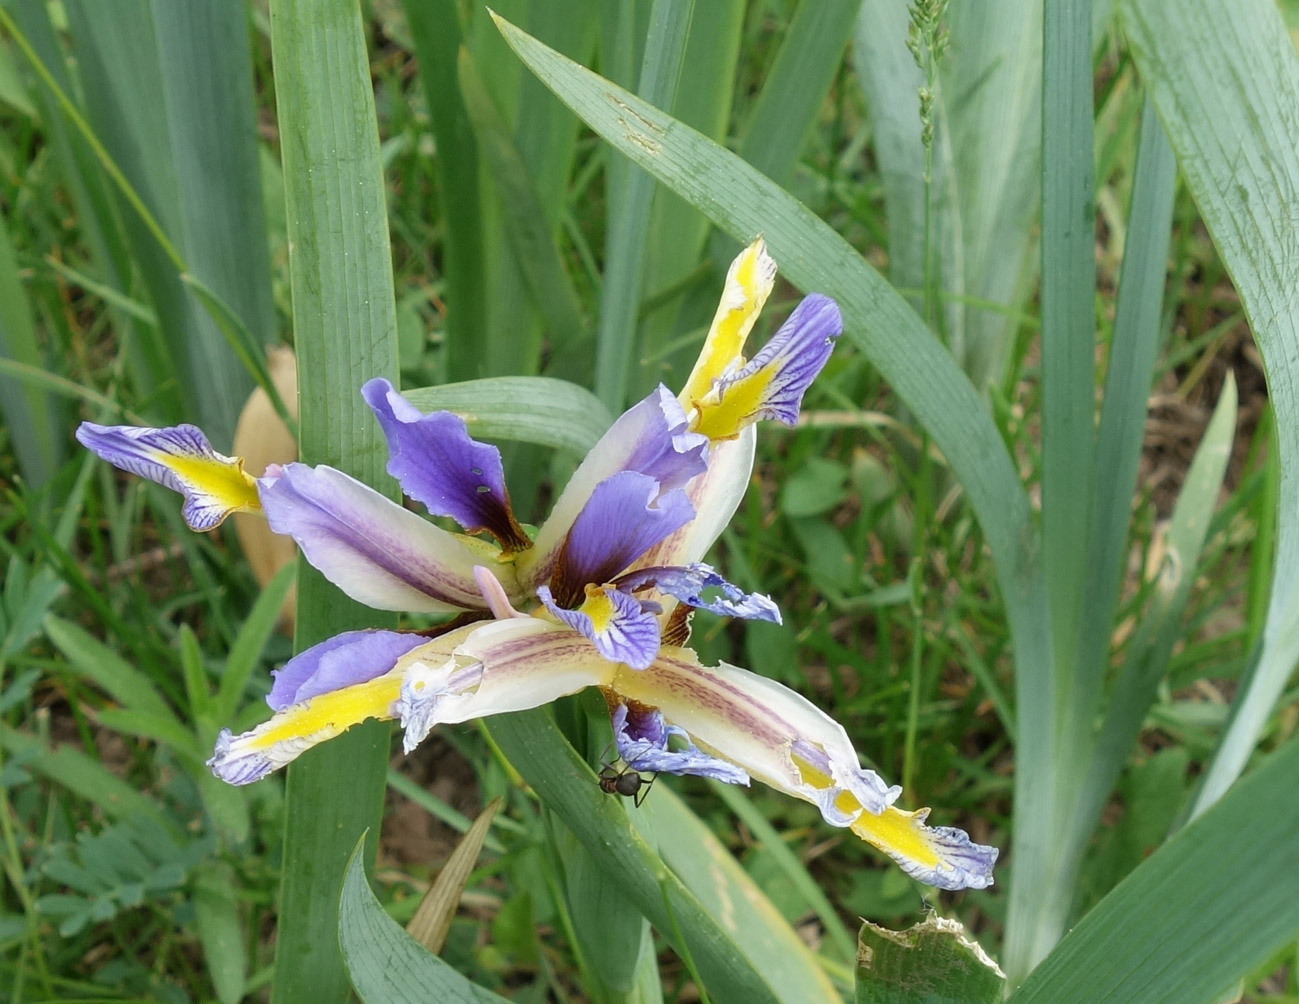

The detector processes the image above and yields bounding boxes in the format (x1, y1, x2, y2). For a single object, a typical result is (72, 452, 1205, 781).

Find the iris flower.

(77, 239, 997, 891)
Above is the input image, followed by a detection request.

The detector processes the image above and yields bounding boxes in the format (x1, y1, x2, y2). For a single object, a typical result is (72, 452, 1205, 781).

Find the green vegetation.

(2, 1, 1297, 1002)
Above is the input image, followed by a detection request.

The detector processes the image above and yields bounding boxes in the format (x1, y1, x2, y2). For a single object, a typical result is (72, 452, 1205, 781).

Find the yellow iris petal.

(679, 237, 776, 411)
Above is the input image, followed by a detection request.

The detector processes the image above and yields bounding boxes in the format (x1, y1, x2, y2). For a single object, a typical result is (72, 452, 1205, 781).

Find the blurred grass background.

(0, 0, 1297, 1002)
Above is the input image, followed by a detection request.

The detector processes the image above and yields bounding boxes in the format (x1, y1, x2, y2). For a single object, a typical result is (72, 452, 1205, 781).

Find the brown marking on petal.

(660, 605, 692, 647)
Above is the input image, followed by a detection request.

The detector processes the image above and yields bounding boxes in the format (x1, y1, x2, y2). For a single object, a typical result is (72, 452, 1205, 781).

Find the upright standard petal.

(609, 701, 750, 784)
(693, 294, 842, 440)
(630, 425, 756, 571)
(362, 379, 531, 551)
(549, 472, 694, 604)
(76, 422, 259, 531)
(609, 649, 997, 890)
(394, 618, 616, 752)
(259, 463, 505, 613)
(516, 386, 707, 590)
(678, 237, 777, 409)
(537, 583, 662, 669)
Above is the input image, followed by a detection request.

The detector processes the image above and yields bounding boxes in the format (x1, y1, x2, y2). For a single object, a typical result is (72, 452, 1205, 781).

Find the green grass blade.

(853, 0, 928, 308)
(653, 786, 846, 1002)
(941, 0, 1042, 388)
(1039, 0, 1097, 700)
(337, 836, 509, 1003)
(268, 0, 401, 999)
(457, 50, 587, 369)
(490, 17, 1052, 978)
(0, 208, 62, 491)
(1071, 374, 1237, 856)
(1007, 734, 1299, 1004)
(1074, 99, 1176, 709)
(403, 375, 612, 455)
(151, 0, 273, 434)
(636, 0, 742, 394)
(594, 0, 696, 412)
(62, 0, 252, 444)
(486, 710, 818, 1004)
(215, 563, 295, 724)
(44, 614, 172, 721)
(709, 782, 855, 965)
(1121, 0, 1299, 817)
(1005, 0, 1097, 977)
(401, 0, 486, 383)
(0, 723, 166, 825)
(738, 0, 859, 186)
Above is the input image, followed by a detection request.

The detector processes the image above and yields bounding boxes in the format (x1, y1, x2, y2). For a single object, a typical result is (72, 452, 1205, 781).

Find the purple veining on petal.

(267, 630, 428, 711)
(552, 472, 695, 601)
(258, 462, 487, 613)
(711, 294, 842, 427)
(362, 379, 530, 550)
(208, 728, 274, 786)
(895, 819, 999, 891)
(616, 563, 781, 623)
(611, 703, 750, 784)
(75, 422, 250, 531)
(537, 584, 661, 669)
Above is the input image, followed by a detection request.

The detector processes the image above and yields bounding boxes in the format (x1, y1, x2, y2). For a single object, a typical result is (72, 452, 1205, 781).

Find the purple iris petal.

(259, 463, 487, 612)
(362, 379, 530, 550)
(618, 385, 710, 490)
(898, 819, 1000, 891)
(537, 584, 661, 670)
(552, 472, 694, 602)
(209, 729, 273, 785)
(713, 294, 842, 426)
(616, 563, 781, 623)
(75, 422, 249, 531)
(267, 629, 428, 711)
(518, 386, 709, 591)
(612, 703, 750, 784)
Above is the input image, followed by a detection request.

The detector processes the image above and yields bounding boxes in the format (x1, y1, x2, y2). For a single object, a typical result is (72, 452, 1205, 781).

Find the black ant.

(597, 749, 658, 808)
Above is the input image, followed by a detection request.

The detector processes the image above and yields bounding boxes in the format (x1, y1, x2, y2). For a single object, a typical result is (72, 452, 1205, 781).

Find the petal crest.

(76, 422, 259, 531)
(537, 583, 662, 669)
(362, 379, 531, 551)
(259, 463, 503, 613)
(615, 563, 780, 623)
(610, 701, 750, 784)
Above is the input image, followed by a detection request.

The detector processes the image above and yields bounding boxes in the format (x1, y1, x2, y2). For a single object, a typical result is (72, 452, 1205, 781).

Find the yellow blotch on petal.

(580, 584, 617, 633)
(690, 363, 777, 441)
(798, 758, 943, 873)
(237, 669, 403, 756)
(850, 805, 944, 872)
(679, 237, 776, 411)
(166, 452, 261, 519)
